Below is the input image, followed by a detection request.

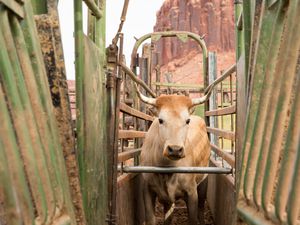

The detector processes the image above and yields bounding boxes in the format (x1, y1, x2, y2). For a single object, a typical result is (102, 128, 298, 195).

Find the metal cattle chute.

(108, 28, 238, 224)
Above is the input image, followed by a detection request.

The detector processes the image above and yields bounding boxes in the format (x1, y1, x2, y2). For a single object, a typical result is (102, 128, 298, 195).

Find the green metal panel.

(74, 1, 108, 224)
(237, 0, 300, 224)
(0, 0, 77, 224)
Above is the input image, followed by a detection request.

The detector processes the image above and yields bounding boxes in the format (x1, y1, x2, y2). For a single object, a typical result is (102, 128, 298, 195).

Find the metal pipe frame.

(118, 166, 232, 174)
(83, 0, 102, 19)
(130, 31, 208, 84)
(118, 62, 156, 97)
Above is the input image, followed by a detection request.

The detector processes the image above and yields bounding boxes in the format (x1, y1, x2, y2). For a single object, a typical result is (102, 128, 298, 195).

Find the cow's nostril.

(178, 147, 183, 153)
(167, 146, 173, 154)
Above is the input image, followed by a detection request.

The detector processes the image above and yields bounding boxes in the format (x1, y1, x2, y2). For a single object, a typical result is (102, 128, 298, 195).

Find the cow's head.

(136, 87, 212, 161)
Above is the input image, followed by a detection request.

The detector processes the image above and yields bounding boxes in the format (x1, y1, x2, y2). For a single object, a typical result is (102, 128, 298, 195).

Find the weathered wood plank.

(120, 102, 154, 121)
(210, 144, 235, 168)
(118, 148, 142, 163)
(118, 130, 146, 139)
(207, 159, 235, 225)
(205, 105, 236, 116)
(207, 127, 235, 141)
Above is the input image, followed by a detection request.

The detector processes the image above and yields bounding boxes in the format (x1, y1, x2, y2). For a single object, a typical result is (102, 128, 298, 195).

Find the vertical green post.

(74, 0, 85, 189)
(31, 0, 47, 14)
(242, 0, 252, 79)
(234, 0, 244, 60)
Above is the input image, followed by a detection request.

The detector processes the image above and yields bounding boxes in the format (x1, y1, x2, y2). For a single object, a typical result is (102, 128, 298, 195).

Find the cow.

(136, 89, 212, 225)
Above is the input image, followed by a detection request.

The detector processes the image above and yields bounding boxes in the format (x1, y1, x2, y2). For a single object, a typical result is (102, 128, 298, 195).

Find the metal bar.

(74, 0, 85, 187)
(242, 0, 251, 79)
(237, 201, 274, 225)
(276, 61, 300, 223)
(2, 12, 60, 219)
(206, 127, 235, 141)
(241, 1, 286, 208)
(205, 105, 236, 116)
(204, 64, 236, 94)
(83, 0, 102, 19)
(0, 14, 50, 223)
(153, 82, 204, 89)
(119, 62, 156, 97)
(208, 52, 218, 146)
(120, 102, 154, 121)
(230, 74, 234, 154)
(14, 1, 78, 222)
(118, 166, 232, 174)
(287, 134, 300, 225)
(111, 0, 129, 45)
(13, 14, 68, 210)
(237, 1, 300, 225)
(0, 85, 34, 224)
(159, 88, 204, 94)
(220, 81, 224, 149)
(130, 31, 208, 80)
(261, 0, 300, 218)
(118, 130, 146, 139)
(118, 148, 142, 163)
(0, 0, 24, 18)
(106, 69, 118, 225)
(211, 144, 235, 168)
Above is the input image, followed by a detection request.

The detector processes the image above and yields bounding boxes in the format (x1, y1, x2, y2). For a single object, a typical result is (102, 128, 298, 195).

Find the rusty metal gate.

(235, 0, 300, 224)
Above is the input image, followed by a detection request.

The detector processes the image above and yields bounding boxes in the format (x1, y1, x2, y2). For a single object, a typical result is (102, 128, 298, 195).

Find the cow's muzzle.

(165, 145, 185, 160)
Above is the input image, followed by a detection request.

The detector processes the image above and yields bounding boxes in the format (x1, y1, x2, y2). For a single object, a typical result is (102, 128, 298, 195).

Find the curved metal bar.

(118, 62, 156, 97)
(130, 31, 208, 85)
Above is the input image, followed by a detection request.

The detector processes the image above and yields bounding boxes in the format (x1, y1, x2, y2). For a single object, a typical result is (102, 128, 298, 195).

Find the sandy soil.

(155, 200, 214, 225)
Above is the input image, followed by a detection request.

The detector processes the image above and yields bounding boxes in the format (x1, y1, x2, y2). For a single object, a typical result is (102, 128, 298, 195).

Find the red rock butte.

(153, 0, 235, 65)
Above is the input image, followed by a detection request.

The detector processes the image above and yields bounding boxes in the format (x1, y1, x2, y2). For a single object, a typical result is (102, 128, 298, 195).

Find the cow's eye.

(186, 119, 191, 125)
(158, 118, 164, 124)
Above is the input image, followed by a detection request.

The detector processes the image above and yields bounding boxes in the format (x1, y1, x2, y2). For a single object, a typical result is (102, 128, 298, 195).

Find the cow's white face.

(136, 89, 210, 161)
(157, 106, 191, 160)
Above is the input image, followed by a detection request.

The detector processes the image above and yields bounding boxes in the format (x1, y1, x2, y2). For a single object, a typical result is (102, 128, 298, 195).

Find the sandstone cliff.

(153, 0, 235, 65)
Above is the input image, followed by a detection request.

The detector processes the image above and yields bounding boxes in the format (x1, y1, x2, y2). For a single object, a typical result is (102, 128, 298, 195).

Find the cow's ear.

(189, 106, 195, 114)
(148, 106, 158, 117)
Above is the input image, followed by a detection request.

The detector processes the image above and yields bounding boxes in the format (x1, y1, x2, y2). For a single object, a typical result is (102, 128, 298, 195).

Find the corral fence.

(0, 0, 299, 225)
(109, 29, 237, 224)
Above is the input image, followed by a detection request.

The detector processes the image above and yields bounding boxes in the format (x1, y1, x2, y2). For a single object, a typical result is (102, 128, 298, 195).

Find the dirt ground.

(155, 200, 214, 225)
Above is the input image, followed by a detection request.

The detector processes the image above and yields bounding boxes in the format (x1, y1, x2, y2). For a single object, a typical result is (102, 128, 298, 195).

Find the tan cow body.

(138, 94, 211, 225)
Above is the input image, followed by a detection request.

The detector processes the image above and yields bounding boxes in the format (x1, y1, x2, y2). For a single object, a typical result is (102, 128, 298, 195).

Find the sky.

(58, 0, 164, 80)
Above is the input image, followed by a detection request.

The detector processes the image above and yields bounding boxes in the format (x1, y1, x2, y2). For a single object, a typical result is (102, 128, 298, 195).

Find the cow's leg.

(186, 189, 198, 225)
(197, 176, 208, 225)
(143, 183, 156, 225)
